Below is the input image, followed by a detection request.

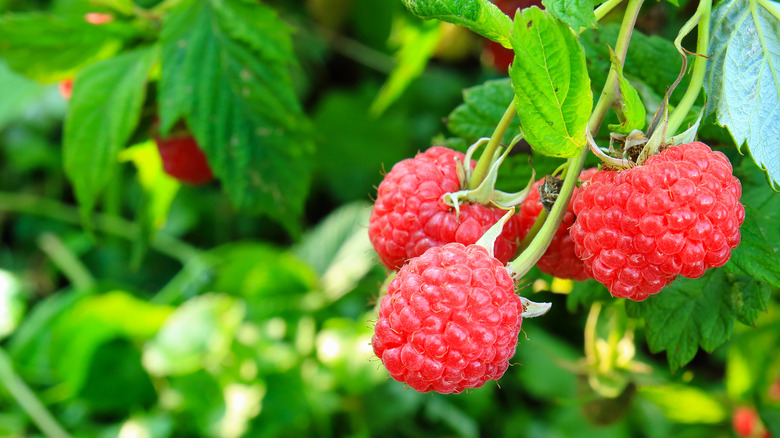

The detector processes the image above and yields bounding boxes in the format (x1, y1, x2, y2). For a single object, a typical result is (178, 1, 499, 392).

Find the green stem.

(37, 233, 95, 290)
(517, 209, 546, 252)
(0, 192, 203, 264)
(506, 0, 644, 278)
(0, 348, 71, 438)
(758, 0, 780, 21)
(593, 0, 624, 23)
(666, 0, 711, 137)
(584, 302, 602, 365)
(468, 102, 517, 190)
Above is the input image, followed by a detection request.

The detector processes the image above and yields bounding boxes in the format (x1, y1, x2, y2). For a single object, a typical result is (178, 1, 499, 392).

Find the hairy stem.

(468, 102, 517, 190)
(666, 0, 711, 136)
(506, 0, 644, 278)
(0, 348, 71, 438)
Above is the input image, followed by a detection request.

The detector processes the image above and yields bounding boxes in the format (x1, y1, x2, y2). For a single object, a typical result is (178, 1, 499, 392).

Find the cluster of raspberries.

(368, 143, 744, 394)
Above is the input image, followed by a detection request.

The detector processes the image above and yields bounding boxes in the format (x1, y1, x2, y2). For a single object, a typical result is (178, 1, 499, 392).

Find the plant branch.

(0, 192, 203, 264)
(667, 0, 711, 136)
(0, 348, 71, 438)
(594, 0, 624, 23)
(37, 233, 95, 290)
(468, 102, 517, 190)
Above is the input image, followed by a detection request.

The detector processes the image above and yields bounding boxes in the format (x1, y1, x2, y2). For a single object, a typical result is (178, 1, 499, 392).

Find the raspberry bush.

(0, 0, 779, 436)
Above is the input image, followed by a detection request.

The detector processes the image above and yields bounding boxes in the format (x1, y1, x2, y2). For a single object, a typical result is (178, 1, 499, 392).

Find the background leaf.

(401, 0, 514, 48)
(159, 0, 314, 231)
(509, 7, 592, 157)
(446, 78, 522, 143)
(63, 46, 157, 221)
(704, 0, 780, 188)
(607, 49, 646, 134)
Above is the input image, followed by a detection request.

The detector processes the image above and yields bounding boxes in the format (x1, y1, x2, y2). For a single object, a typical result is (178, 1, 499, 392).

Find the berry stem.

(506, 0, 644, 279)
(468, 102, 517, 190)
(593, 0, 624, 23)
(0, 348, 71, 438)
(666, 0, 711, 137)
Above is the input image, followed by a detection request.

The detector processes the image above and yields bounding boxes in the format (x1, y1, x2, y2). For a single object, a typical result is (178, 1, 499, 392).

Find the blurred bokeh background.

(0, 0, 779, 437)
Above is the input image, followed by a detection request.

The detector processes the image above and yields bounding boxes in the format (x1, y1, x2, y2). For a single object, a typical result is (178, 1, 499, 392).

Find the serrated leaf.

(371, 18, 442, 116)
(542, 0, 596, 32)
(626, 270, 735, 371)
(0, 13, 132, 83)
(63, 46, 157, 222)
(725, 208, 780, 287)
(607, 48, 646, 134)
(401, 0, 513, 48)
(447, 78, 522, 143)
(509, 7, 592, 158)
(159, 0, 313, 232)
(705, 0, 780, 188)
(724, 273, 771, 327)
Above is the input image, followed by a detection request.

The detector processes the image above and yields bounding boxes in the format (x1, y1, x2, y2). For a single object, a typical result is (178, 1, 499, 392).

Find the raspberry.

(570, 142, 745, 301)
(517, 169, 597, 280)
(369, 147, 523, 270)
(154, 134, 214, 185)
(371, 242, 522, 393)
(59, 79, 73, 100)
(483, 0, 543, 72)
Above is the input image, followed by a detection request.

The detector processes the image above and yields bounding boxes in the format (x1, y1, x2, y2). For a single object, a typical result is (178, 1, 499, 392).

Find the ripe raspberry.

(570, 142, 745, 301)
(517, 169, 597, 280)
(372, 242, 522, 393)
(483, 0, 543, 72)
(369, 147, 523, 270)
(154, 134, 214, 185)
(59, 79, 73, 100)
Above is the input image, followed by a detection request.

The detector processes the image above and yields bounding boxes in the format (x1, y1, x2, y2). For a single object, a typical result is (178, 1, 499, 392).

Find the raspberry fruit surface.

(570, 142, 745, 301)
(372, 242, 523, 393)
(154, 135, 214, 185)
(517, 169, 597, 280)
(369, 147, 523, 270)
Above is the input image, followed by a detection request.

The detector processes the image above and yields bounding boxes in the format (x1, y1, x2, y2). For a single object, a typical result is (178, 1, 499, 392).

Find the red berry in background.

(154, 134, 214, 185)
(517, 168, 598, 280)
(734, 407, 759, 438)
(484, 0, 544, 72)
(84, 12, 114, 25)
(59, 79, 74, 100)
(570, 142, 745, 301)
(369, 146, 523, 271)
(372, 242, 523, 393)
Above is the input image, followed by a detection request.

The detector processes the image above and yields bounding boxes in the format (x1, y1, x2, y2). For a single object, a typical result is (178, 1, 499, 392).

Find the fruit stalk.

(468, 102, 517, 190)
(507, 0, 644, 278)
(666, 0, 711, 136)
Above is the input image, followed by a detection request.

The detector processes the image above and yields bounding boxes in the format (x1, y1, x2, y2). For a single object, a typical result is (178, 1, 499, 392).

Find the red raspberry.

(734, 407, 758, 438)
(372, 242, 522, 393)
(59, 79, 74, 100)
(154, 134, 214, 185)
(570, 142, 745, 301)
(483, 0, 543, 72)
(369, 147, 523, 270)
(517, 169, 598, 280)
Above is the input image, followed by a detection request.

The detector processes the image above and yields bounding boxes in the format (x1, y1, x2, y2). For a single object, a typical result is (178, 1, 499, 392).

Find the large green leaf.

(509, 7, 592, 157)
(159, 0, 313, 231)
(626, 267, 769, 371)
(705, 0, 780, 188)
(0, 12, 131, 82)
(446, 78, 522, 143)
(542, 0, 596, 32)
(401, 0, 514, 48)
(63, 46, 157, 221)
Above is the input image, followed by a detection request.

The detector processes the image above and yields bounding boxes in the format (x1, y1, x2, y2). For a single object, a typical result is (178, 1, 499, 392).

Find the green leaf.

(542, 0, 596, 32)
(607, 48, 646, 134)
(63, 46, 157, 222)
(0, 12, 131, 82)
(50, 291, 173, 393)
(625, 270, 732, 371)
(724, 273, 772, 327)
(638, 384, 728, 423)
(120, 141, 181, 232)
(0, 62, 45, 130)
(371, 18, 442, 116)
(294, 202, 374, 300)
(446, 78, 522, 143)
(705, 0, 780, 188)
(159, 0, 314, 231)
(509, 7, 592, 157)
(143, 293, 245, 376)
(401, 0, 514, 48)
(760, 405, 780, 438)
(566, 278, 611, 312)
